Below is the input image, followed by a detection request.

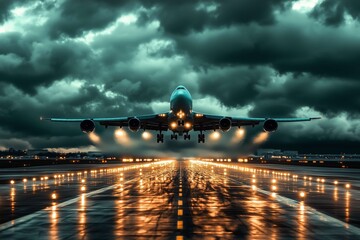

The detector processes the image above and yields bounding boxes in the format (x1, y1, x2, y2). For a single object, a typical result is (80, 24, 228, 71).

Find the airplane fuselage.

(168, 86, 193, 135)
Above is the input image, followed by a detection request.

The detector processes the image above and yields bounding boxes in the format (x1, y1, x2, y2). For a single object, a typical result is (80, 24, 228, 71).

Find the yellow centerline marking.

(178, 209, 183, 216)
(177, 220, 183, 229)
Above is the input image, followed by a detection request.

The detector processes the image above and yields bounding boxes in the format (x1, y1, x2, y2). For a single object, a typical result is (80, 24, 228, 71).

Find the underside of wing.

(193, 112, 320, 132)
(42, 113, 170, 132)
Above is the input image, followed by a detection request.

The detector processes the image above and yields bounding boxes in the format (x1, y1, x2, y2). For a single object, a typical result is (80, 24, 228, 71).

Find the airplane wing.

(41, 113, 169, 131)
(192, 112, 320, 131)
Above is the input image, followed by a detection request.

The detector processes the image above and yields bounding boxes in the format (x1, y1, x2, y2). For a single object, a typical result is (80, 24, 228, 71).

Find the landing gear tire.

(171, 134, 178, 140)
(157, 133, 164, 143)
(198, 133, 205, 143)
(184, 134, 190, 140)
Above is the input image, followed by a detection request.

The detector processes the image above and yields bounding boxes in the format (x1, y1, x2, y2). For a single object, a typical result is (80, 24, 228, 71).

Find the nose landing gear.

(184, 133, 190, 140)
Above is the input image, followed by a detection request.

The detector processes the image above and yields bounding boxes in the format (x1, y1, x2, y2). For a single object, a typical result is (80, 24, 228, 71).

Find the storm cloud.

(0, 0, 359, 155)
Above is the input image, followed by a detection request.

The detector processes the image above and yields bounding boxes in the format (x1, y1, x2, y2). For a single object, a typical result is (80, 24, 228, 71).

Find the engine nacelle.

(80, 119, 95, 133)
(219, 118, 232, 132)
(263, 119, 278, 132)
(128, 118, 141, 132)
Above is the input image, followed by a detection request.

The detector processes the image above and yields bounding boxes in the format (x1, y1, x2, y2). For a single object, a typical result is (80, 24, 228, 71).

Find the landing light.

(142, 131, 151, 140)
(185, 122, 192, 129)
(210, 131, 220, 140)
(171, 122, 177, 129)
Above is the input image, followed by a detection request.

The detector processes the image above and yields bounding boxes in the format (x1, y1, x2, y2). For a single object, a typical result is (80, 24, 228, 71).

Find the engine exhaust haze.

(210, 131, 221, 141)
(253, 132, 269, 144)
(88, 132, 101, 144)
(142, 131, 152, 140)
(231, 128, 246, 144)
(114, 129, 131, 146)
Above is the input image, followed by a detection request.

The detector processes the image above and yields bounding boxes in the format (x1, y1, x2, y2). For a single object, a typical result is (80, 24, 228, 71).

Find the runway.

(0, 160, 359, 239)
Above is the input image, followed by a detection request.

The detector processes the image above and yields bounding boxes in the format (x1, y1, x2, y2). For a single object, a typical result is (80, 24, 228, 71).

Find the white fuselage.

(168, 86, 193, 134)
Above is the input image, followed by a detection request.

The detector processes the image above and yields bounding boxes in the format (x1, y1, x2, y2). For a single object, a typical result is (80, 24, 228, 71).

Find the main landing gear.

(171, 134, 178, 140)
(198, 132, 205, 143)
(184, 133, 190, 140)
(157, 132, 164, 143)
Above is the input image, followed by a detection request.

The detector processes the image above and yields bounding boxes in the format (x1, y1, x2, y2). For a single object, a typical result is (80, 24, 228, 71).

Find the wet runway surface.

(0, 160, 359, 239)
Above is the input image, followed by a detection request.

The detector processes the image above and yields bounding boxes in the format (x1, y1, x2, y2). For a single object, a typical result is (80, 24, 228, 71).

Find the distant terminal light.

(299, 191, 306, 198)
(51, 193, 57, 200)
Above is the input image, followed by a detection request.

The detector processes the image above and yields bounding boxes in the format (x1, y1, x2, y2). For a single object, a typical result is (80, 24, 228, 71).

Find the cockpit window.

(177, 87, 185, 90)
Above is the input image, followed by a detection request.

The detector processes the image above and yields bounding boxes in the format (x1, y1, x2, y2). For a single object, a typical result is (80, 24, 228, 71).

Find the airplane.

(42, 85, 320, 143)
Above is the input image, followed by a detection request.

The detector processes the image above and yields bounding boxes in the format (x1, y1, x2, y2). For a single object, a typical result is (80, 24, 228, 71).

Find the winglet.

(40, 117, 51, 121)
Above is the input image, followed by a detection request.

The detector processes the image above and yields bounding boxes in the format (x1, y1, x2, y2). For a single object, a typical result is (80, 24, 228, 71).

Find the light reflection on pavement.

(0, 160, 359, 239)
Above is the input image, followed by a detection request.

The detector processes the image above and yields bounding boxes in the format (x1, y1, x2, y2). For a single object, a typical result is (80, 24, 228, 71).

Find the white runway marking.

(232, 177, 360, 236)
(0, 178, 137, 232)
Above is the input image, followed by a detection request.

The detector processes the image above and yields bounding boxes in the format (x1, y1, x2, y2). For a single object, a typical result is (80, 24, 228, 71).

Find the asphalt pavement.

(0, 160, 359, 239)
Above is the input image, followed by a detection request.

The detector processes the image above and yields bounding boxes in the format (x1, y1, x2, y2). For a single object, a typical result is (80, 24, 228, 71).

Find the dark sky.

(0, 0, 359, 156)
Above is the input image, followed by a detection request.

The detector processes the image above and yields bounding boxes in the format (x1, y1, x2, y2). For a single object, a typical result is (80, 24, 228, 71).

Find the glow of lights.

(171, 122, 177, 129)
(231, 128, 246, 144)
(272, 185, 277, 191)
(253, 132, 269, 144)
(23, 178, 27, 183)
(299, 191, 306, 198)
(88, 132, 101, 144)
(271, 179, 277, 184)
(271, 192, 277, 198)
(10, 180, 14, 184)
(32, 178, 36, 181)
(81, 179, 85, 183)
(114, 129, 131, 145)
(252, 179, 256, 183)
(236, 128, 245, 137)
(252, 185, 257, 191)
(51, 193, 57, 200)
(334, 180, 338, 185)
(185, 122, 192, 129)
(210, 131, 221, 140)
(142, 131, 152, 140)
(346, 183, 351, 189)
(81, 186, 86, 191)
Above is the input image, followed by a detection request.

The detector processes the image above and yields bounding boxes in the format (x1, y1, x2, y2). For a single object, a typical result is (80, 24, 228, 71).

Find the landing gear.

(157, 132, 164, 143)
(198, 133, 205, 143)
(171, 134, 178, 140)
(184, 133, 190, 140)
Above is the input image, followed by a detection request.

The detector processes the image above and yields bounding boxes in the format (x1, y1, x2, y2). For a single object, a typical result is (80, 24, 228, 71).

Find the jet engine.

(219, 118, 232, 132)
(128, 118, 141, 132)
(263, 119, 278, 132)
(80, 120, 95, 133)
